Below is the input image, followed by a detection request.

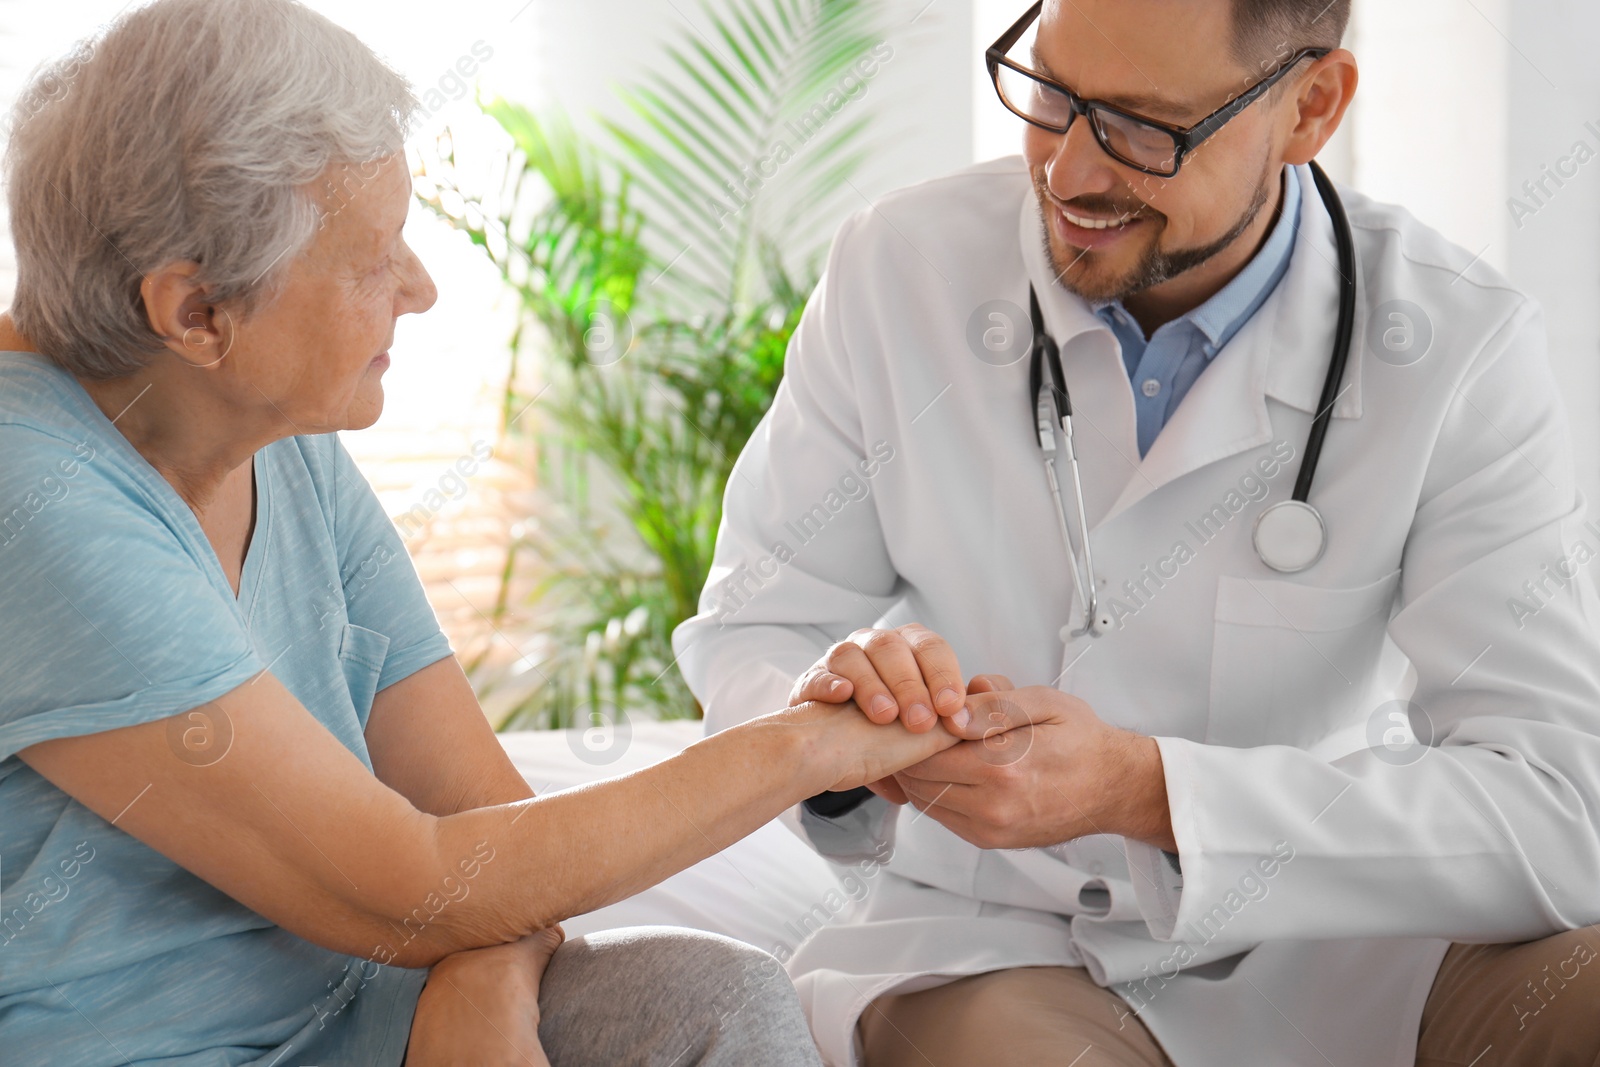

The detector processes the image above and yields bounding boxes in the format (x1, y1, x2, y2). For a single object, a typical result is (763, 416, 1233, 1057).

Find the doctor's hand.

(789, 624, 991, 733)
(858, 672, 1013, 806)
(889, 687, 1178, 853)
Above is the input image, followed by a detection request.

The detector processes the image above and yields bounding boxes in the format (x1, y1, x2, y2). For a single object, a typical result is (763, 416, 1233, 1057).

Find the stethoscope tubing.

(1030, 284, 1101, 634)
(1294, 160, 1358, 504)
(1028, 160, 1357, 632)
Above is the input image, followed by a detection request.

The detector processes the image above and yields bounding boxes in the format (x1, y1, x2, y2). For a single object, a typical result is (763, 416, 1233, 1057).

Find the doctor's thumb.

(965, 673, 1016, 695)
(944, 687, 1058, 743)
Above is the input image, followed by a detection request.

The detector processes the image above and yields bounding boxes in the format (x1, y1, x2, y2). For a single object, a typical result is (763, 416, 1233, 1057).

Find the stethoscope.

(1030, 160, 1357, 639)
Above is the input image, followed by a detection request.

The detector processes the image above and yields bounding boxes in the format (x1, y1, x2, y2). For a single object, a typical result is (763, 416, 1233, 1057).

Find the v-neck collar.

(35, 354, 275, 621)
(235, 450, 271, 617)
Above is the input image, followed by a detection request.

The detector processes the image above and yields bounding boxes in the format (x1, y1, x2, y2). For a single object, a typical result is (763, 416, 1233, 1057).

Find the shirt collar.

(1095, 164, 1302, 356)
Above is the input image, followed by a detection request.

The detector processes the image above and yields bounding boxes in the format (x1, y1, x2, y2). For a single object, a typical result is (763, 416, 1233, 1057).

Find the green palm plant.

(417, 0, 890, 729)
(606, 0, 884, 306)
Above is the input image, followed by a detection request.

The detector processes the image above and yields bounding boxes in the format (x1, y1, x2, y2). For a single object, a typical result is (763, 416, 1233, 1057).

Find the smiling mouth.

(1060, 207, 1141, 230)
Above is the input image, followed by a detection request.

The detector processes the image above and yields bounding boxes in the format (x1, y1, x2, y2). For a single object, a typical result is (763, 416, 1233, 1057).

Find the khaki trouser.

(860, 926, 1600, 1066)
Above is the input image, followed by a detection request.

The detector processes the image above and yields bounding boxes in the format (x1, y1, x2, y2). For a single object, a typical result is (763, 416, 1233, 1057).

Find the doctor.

(674, 0, 1600, 1065)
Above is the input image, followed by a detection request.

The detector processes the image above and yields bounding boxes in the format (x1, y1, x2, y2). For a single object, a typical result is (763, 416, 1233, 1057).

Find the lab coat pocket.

(337, 622, 391, 725)
(1206, 569, 1400, 748)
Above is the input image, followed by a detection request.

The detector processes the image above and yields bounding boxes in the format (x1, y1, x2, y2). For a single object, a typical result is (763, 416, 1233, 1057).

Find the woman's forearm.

(23, 676, 952, 970)
(375, 712, 829, 968)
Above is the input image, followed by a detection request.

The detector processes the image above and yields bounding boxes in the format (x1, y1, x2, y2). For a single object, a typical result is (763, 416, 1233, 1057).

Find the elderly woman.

(0, 1, 972, 1064)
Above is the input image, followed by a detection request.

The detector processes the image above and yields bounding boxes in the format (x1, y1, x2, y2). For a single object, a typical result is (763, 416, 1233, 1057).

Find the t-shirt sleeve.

(327, 437, 455, 693)
(0, 428, 266, 765)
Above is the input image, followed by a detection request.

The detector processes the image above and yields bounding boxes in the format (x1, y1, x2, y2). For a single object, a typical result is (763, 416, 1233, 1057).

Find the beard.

(1035, 157, 1274, 306)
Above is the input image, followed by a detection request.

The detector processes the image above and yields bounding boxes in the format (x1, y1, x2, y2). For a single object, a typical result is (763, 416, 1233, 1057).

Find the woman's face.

(225, 155, 436, 433)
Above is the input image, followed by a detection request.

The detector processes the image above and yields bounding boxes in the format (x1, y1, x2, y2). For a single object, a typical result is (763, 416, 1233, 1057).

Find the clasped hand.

(791, 625, 1176, 852)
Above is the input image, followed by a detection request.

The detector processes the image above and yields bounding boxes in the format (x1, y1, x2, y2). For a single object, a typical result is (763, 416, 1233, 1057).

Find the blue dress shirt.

(1095, 166, 1302, 458)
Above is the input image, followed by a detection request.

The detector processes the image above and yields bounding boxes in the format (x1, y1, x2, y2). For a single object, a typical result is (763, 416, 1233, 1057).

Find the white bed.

(498, 721, 846, 956)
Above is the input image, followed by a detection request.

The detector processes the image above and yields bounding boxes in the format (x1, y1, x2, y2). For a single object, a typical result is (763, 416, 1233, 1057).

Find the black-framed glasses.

(987, 1, 1329, 178)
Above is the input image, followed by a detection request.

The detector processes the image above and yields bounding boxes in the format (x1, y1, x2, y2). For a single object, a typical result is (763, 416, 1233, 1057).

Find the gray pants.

(537, 926, 822, 1067)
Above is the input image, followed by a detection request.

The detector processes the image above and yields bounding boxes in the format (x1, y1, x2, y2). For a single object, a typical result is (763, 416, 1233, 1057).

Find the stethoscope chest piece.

(1252, 499, 1327, 573)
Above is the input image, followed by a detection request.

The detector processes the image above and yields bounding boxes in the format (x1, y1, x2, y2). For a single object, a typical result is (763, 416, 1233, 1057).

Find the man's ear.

(1282, 48, 1358, 167)
(140, 261, 233, 368)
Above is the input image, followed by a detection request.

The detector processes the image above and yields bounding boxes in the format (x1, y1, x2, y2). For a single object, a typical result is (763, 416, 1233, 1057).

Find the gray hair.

(4, 0, 420, 379)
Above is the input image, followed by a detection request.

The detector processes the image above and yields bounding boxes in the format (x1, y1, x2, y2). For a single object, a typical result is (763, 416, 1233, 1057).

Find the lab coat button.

(1141, 378, 1161, 397)
(1059, 625, 1073, 643)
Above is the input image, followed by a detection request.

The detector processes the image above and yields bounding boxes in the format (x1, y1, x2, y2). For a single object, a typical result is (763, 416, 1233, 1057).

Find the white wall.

(1350, 0, 1600, 511)
(1506, 0, 1600, 513)
(1346, 0, 1512, 272)
(971, 0, 1021, 162)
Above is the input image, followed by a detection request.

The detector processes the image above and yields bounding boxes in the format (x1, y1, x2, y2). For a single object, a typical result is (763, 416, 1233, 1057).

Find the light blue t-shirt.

(0, 350, 455, 1065)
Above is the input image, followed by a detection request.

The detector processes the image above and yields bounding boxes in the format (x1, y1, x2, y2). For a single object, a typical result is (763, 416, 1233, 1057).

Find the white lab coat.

(672, 158, 1600, 1067)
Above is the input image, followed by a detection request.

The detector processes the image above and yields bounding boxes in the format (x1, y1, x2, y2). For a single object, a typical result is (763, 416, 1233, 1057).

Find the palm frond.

(603, 0, 884, 309)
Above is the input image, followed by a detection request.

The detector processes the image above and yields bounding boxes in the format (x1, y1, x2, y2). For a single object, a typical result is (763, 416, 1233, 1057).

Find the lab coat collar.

(1261, 163, 1366, 421)
(1019, 163, 1365, 525)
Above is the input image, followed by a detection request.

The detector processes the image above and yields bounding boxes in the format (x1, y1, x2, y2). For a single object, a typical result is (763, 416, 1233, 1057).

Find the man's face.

(1022, 0, 1288, 304)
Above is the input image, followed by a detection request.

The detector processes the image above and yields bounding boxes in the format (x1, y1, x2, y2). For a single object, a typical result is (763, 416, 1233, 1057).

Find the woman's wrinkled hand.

(403, 925, 565, 1067)
(777, 699, 964, 795)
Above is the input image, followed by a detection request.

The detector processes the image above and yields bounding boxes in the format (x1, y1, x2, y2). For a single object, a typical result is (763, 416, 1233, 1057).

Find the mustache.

(1032, 170, 1161, 222)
